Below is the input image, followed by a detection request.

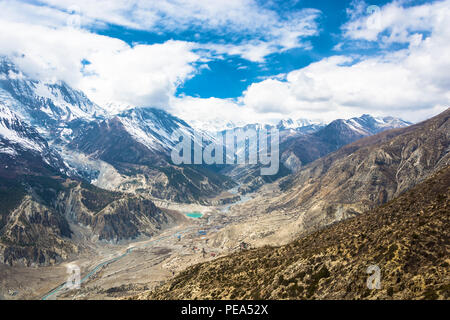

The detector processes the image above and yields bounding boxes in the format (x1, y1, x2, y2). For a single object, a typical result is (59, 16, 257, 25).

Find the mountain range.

(124, 108, 449, 300)
(0, 57, 412, 202)
(0, 56, 446, 281)
(220, 113, 412, 194)
(269, 108, 450, 238)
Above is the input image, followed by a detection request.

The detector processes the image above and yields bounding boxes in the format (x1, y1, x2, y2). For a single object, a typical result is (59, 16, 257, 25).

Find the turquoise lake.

(186, 212, 203, 218)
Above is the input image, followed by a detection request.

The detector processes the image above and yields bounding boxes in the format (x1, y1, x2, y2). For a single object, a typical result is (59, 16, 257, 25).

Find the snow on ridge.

(0, 104, 45, 152)
(119, 116, 159, 151)
(0, 145, 17, 156)
(191, 117, 327, 134)
(1, 58, 105, 125)
(345, 119, 369, 135)
(118, 108, 195, 152)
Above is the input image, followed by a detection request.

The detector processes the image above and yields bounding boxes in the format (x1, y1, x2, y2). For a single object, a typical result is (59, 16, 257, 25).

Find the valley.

(1, 184, 262, 300)
(1, 176, 311, 300)
(0, 57, 448, 301)
(136, 166, 449, 300)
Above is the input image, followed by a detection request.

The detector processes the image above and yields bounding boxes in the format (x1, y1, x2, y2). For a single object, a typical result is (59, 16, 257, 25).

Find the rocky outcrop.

(69, 118, 236, 204)
(0, 175, 181, 266)
(0, 196, 77, 266)
(59, 180, 182, 242)
(91, 197, 173, 241)
(132, 166, 450, 300)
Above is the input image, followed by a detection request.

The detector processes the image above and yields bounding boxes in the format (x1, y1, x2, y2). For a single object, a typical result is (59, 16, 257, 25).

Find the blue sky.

(94, 0, 395, 99)
(0, 0, 448, 127)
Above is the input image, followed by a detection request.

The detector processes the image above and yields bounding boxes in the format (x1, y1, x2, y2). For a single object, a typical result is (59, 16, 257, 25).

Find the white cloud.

(0, 0, 448, 125)
(236, 0, 450, 122)
(0, 0, 321, 113)
(80, 41, 199, 107)
(22, 0, 321, 62)
(342, 0, 445, 44)
(169, 95, 288, 130)
(37, 0, 318, 33)
(170, 96, 247, 129)
(0, 18, 200, 108)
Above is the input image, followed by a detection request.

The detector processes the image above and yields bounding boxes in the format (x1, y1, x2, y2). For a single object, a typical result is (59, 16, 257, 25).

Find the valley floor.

(0, 183, 294, 300)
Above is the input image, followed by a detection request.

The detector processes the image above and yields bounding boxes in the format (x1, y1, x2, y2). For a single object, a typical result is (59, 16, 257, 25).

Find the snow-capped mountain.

(282, 114, 413, 170)
(192, 115, 408, 139)
(314, 114, 412, 149)
(342, 114, 412, 136)
(116, 107, 195, 152)
(191, 117, 326, 135)
(68, 106, 219, 169)
(0, 103, 69, 175)
(230, 113, 413, 193)
(0, 58, 415, 203)
(276, 118, 326, 131)
(188, 119, 247, 133)
(0, 57, 105, 135)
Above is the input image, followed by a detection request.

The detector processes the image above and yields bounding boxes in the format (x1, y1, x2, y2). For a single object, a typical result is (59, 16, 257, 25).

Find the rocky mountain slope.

(267, 108, 449, 237)
(0, 58, 235, 203)
(0, 173, 181, 267)
(68, 107, 235, 203)
(133, 165, 450, 300)
(226, 114, 411, 194)
(0, 106, 77, 267)
(0, 107, 182, 267)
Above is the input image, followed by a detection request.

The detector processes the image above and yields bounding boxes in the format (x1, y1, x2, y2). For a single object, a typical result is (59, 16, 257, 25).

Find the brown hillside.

(132, 166, 450, 300)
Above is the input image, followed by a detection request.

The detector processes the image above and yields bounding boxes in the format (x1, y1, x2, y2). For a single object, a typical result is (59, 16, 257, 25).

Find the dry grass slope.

(132, 166, 450, 300)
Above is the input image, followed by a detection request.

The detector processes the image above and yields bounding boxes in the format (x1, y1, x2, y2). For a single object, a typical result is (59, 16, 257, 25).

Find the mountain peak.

(0, 57, 23, 79)
(0, 59, 106, 131)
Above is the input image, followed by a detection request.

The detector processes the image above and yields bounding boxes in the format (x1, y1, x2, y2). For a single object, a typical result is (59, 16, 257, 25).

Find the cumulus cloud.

(0, 0, 321, 113)
(80, 41, 199, 107)
(236, 0, 450, 122)
(342, 0, 444, 44)
(0, 12, 200, 108)
(25, 0, 321, 62)
(0, 0, 448, 125)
